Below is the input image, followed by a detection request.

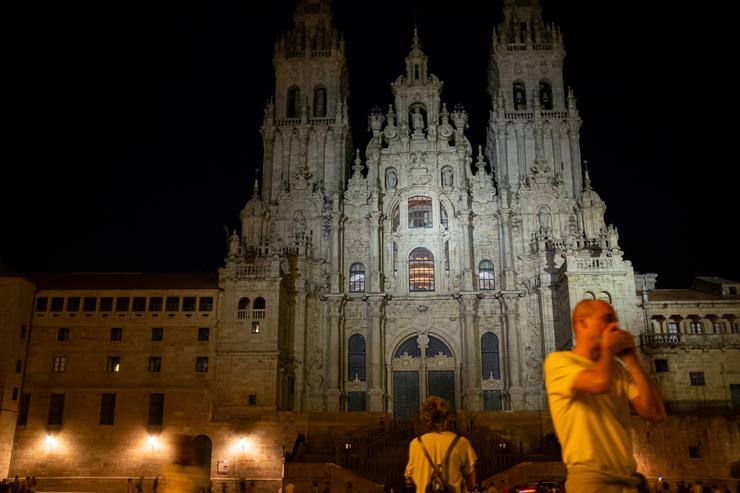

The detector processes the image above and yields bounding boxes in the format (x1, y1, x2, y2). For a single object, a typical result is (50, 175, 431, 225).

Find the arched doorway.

(191, 435, 212, 474)
(391, 334, 456, 417)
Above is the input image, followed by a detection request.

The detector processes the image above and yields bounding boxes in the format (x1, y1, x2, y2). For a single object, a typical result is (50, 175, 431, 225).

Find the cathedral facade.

(2, 0, 738, 487)
(224, 0, 638, 416)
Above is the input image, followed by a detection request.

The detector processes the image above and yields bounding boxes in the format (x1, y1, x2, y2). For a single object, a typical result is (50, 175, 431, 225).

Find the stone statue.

(411, 107, 424, 133)
(294, 211, 307, 238)
(228, 230, 240, 256)
(442, 167, 453, 187)
(385, 168, 397, 189)
(538, 207, 551, 235)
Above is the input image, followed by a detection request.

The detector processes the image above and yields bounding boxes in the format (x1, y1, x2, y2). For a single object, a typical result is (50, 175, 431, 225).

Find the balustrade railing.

(641, 332, 740, 349)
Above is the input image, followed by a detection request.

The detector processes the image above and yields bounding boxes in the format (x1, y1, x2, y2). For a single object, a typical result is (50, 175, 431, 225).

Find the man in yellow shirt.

(545, 300, 666, 493)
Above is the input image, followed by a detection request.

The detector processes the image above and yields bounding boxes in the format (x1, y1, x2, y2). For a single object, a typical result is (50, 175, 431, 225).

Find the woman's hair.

(421, 396, 451, 430)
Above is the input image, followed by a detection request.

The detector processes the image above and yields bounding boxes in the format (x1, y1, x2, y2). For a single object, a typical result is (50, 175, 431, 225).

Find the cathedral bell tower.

(486, 0, 583, 202)
(260, 0, 352, 205)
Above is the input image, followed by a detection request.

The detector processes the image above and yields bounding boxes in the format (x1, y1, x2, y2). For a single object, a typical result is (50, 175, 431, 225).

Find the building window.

(48, 393, 65, 426)
(17, 394, 30, 425)
(313, 86, 327, 117)
(166, 297, 180, 312)
(110, 327, 123, 341)
(347, 391, 366, 412)
(349, 263, 366, 293)
(199, 297, 214, 312)
(655, 359, 669, 373)
(409, 248, 435, 291)
(197, 327, 210, 341)
(689, 320, 703, 334)
(36, 297, 48, 312)
(253, 297, 266, 319)
(478, 260, 495, 290)
(116, 297, 130, 312)
(148, 393, 164, 426)
(539, 81, 553, 110)
(151, 327, 164, 341)
(481, 332, 500, 379)
(182, 297, 196, 312)
(148, 357, 162, 373)
(53, 356, 66, 373)
(57, 327, 69, 342)
(712, 320, 725, 333)
(83, 297, 97, 312)
(348, 334, 366, 381)
(689, 371, 705, 386)
(408, 196, 433, 228)
(132, 297, 146, 312)
(237, 297, 250, 320)
(287, 86, 300, 118)
(251, 321, 260, 334)
(667, 320, 679, 333)
(49, 297, 64, 312)
(248, 394, 257, 405)
(513, 81, 526, 110)
(688, 445, 701, 458)
(66, 297, 80, 312)
(483, 390, 503, 411)
(107, 356, 121, 373)
(196, 357, 209, 373)
(100, 297, 113, 312)
(149, 297, 163, 312)
(99, 393, 116, 425)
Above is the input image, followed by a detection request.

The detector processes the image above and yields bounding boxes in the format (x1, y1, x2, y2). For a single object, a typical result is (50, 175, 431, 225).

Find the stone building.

(1, 0, 738, 488)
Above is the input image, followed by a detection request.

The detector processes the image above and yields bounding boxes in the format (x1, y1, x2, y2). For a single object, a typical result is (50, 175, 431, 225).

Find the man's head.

(572, 299, 618, 359)
(421, 395, 451, 431)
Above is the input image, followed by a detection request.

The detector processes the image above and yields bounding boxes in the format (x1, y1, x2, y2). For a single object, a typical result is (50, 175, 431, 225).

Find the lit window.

(689, 320, 703, 334)
(349, 263, 366, 293)
(409, 247, 435, 291)
(251, 321, 260, 334)
(478, 260, 495, 290)
(408, 196, 433, 228)
(667, 320, 679, 333)
(195, 357, 209, 373)
(53, 356, 66, 373)
(107, 356, 121, 373)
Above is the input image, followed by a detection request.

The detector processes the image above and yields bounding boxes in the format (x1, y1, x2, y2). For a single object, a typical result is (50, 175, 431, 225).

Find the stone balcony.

(640, 332, 740, 350)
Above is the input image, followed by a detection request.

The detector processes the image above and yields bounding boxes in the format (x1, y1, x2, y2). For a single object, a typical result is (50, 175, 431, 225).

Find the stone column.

(458, 210, 475, 291)
(293, 285, 307, 411)
(330, 197, 343, 293)
(460, 294, 481, 411)
(538, 284, 556, 356)
(500, 293, 523, 409)
(369, 212, 383, 292)
(366, 295, 386, 411)
(325, 295, 345, 411)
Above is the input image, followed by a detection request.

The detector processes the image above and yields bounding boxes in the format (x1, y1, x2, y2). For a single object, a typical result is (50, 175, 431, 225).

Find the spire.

(583, 160, 591, 190)
(252, 177, 260, 198)
(404, 25, 429, 83)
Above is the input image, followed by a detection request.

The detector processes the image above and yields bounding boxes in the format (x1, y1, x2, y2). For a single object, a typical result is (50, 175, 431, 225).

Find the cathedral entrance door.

(392, 335, 457, 417)
(428, 370, 455, 411)
(393, 371, 420, 418)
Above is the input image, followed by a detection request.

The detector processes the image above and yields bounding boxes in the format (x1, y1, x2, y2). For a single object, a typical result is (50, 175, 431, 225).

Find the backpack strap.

(417, 434, 462, 484)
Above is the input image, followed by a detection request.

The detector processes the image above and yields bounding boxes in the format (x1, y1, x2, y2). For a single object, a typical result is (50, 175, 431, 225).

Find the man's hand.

(601, 325, 634, 356)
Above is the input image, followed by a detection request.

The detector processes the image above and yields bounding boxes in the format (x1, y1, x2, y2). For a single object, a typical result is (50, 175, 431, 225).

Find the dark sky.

(5, 1, 738, 288)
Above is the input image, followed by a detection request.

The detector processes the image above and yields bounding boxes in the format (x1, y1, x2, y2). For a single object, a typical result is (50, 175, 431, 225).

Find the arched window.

(237, 297, 250, 320)
(539, 81, 553, 110)
(598, 291, 612, 304)
(513, 82, 526, 110)
(287, 87, 300, 118)
(519, 21, 528, 44)
(394, 336, 421, 358)
(313, 86, 327, 117)
(392, 204, 400, 232)
(478, 260, 495, 290)
(426, 336, 452, 357)
(409, 248, 435, 291)
(440, 203, 448, 231)
(348, 334, 366, 381)
(408, 196, 432, 228)
(252, 297, 266, 319)
(481, 332, 500, 379)
(583, 291, 595, 300)
(349, 263, 366, 293)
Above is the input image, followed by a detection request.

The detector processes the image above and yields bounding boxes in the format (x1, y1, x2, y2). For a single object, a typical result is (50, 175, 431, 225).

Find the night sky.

(5, 1, 738, 289)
